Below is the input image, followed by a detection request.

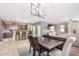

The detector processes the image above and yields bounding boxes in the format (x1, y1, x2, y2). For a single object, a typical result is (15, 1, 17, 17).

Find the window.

(60, 25, 65, 33)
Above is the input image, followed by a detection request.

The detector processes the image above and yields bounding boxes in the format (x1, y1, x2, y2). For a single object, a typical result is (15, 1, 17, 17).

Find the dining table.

(39, 38, 63, 56)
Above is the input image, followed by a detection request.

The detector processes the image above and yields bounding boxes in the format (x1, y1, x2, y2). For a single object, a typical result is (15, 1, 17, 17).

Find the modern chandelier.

(31, 3, 46, 18)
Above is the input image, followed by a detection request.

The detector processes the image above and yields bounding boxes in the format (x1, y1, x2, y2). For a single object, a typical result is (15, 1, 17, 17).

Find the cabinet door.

(0, 28, 3, 41)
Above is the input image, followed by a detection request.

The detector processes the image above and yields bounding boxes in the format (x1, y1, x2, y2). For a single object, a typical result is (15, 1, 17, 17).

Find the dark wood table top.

(39, 38, 63, 50)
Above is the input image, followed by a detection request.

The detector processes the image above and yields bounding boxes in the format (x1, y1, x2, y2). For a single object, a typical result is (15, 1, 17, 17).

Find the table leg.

(33, 49, 36, 56)
(47, 51, 49, 56)
(39, 52, 41, 56)
(29, 45, 31, 53)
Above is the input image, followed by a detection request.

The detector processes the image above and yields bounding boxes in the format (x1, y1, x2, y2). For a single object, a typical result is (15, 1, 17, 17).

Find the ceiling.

(0, 3, 79, 24)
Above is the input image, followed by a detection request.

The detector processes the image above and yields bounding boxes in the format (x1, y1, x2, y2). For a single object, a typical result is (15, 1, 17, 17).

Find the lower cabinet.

(3, 33, 12, 38)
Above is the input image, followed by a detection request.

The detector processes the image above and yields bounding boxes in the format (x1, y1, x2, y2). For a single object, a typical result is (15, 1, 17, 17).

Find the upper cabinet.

(0, 20, 28, 31)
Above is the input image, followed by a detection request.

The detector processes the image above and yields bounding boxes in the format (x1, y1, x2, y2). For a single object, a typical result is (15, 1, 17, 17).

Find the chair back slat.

(28, 36, 35, 48)
(33, 37, 40, 50)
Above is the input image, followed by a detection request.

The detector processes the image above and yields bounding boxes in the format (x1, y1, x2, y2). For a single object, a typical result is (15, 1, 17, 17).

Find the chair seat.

(38, 49, 46, 53)
(36, 46, 46, 53)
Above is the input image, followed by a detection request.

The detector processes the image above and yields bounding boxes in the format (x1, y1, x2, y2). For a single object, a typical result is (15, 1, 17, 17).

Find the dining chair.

(28, 31, 33, 53)
(33, 37, 47, 56)
(28, 36, 35, 54)
(15, 31, 20, 40)
(50, 37, 76, 56)
(28, 36, 47, 56)
(22, 31, 26, 40)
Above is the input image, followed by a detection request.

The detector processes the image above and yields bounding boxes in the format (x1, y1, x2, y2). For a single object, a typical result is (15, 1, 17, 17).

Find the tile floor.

(0, 38, 28, 56)
(0, 38, 79, 56)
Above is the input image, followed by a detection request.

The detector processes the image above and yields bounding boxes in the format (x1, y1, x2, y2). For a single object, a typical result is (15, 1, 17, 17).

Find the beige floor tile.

(0, 48, 8, 56)
(8, 48, 19, 56)
(0, 38, 79, 56)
